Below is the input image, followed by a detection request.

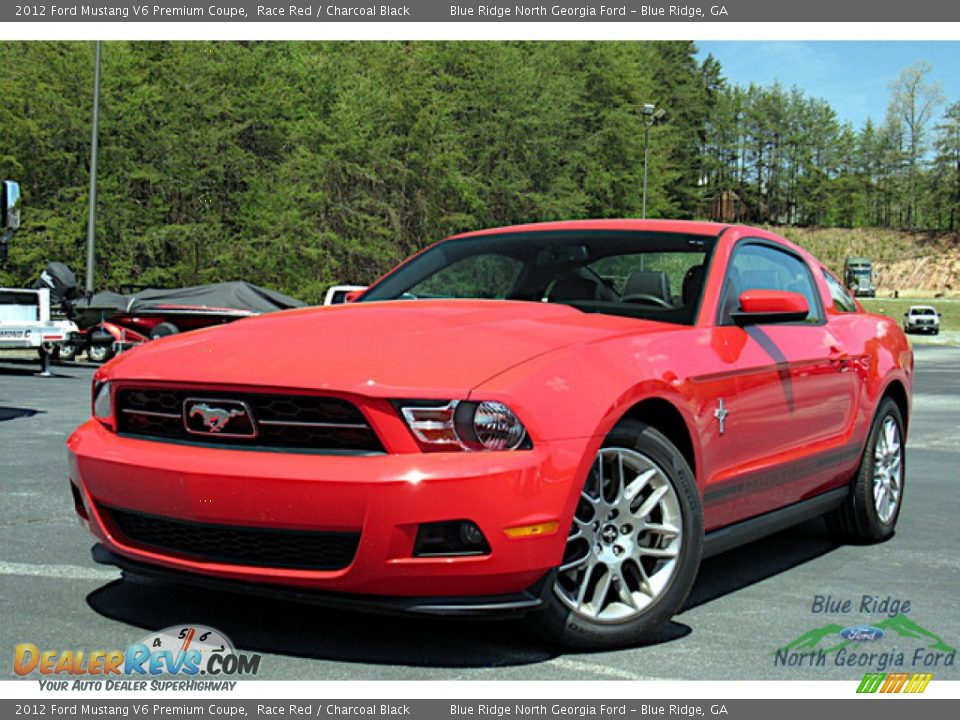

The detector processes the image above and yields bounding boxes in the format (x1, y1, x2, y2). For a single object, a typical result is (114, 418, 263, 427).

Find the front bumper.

(68, 420, 591, 599)
(92, 544, 552, 617)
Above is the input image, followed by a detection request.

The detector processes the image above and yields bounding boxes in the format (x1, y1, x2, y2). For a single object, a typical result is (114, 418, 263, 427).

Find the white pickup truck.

(903, 305, 941, 336)
(1, 180, 79, 374)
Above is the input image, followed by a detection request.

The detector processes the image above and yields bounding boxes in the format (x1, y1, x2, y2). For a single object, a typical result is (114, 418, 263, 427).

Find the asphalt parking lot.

(2, 345, 958, 682)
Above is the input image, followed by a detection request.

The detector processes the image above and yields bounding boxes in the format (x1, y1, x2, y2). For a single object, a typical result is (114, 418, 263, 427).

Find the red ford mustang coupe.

(68, 220, 912, 649)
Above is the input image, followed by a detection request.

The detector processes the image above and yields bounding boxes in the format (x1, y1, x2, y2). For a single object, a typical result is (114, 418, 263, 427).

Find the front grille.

(116, 388, 383, 453)
(104, 506, 360, 570)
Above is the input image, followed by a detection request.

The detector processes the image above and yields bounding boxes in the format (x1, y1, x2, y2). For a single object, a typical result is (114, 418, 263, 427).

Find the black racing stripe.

(704, 443, 862, 506)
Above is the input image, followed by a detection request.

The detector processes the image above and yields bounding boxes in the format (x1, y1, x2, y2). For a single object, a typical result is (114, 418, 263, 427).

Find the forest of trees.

(0, 41, 957, 301)
(701, 60, 960, 232)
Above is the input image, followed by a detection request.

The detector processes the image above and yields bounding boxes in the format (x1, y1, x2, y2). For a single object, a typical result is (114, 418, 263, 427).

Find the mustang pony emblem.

(188, 403, 246, 433)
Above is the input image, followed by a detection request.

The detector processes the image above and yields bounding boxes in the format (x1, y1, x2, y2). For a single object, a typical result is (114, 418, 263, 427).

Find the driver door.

(701, 241, 859, 523)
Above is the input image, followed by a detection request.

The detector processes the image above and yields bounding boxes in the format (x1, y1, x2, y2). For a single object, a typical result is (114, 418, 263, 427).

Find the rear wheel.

(149, 322, 179, 339)
(58, 342, 79, 362)
(87, 343, 114, 363)
(827, 398, 905, 543)
(532, 420, 702, 650)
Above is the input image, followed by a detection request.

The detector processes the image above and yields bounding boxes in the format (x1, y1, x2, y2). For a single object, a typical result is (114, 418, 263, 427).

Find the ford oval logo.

(840, 625, 885, 642)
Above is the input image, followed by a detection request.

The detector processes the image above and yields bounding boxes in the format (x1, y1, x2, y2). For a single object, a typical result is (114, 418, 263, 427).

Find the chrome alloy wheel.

(873, 416, 903, 524)
(555, 447, 683, 623)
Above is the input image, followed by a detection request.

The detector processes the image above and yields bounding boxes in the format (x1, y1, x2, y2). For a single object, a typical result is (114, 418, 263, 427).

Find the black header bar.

(4, 1, 960, 23)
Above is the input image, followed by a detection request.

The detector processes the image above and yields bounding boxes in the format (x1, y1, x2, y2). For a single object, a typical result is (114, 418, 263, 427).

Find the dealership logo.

(772, 596, 955, 673)
(14, 625, 261, 689)
(840, 625, 885, 642)
(183, 399, 257, 437)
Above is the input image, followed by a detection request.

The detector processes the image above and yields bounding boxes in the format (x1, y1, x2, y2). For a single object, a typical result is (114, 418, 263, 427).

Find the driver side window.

(720, 242, 823, 324)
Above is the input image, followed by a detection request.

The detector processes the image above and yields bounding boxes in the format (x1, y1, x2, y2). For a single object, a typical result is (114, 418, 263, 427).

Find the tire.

(531, 420, 703, 650)
(87, 343, 115, 364)
(826, 397, 905, 544)
(149, 322, 179, 339)
(58, 342, 79, 362)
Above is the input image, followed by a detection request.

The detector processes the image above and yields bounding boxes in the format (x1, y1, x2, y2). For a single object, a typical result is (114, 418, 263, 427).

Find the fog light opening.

(413, 520, 491, 557)
(69, 482, 89, 521)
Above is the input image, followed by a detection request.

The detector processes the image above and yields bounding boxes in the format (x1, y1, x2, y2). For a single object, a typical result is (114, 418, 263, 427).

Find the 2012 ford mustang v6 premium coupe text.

(68, 220, 912, 649)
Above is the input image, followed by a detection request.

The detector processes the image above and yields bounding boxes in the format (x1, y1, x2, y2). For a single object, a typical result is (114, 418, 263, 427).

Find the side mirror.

(2, 180, 21, 232)
(732, 290, 809, 326)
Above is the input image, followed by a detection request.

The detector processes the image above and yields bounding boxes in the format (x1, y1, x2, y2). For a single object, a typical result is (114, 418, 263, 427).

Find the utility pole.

(641, 103, 666, 219)
(85, 40, 102, 294)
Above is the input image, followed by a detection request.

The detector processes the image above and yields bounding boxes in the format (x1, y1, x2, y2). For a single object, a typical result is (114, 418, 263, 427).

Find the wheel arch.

(881, 378, 910, 434)
(617, 397, 699, 482)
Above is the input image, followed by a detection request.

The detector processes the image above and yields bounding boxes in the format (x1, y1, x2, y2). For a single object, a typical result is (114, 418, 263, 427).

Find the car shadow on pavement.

(684, 517, 840, 611)
(86, 577, 560, 668)
(84, 520, 837, 668)
(0, 359, 80, 379)
(0, 405, 41, 421)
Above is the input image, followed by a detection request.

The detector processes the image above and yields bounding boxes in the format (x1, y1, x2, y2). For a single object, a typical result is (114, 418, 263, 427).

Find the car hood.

(101, 300, 675, 396)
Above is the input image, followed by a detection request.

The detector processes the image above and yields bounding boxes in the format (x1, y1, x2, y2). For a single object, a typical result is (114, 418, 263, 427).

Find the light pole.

(641, 103, 666, 219)
(85, 40, 102, 295)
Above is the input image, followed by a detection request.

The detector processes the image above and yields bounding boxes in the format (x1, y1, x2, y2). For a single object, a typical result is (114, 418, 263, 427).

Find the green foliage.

(3, 41, 958, 303)
(701, 60, 959, 233)
(0, 41, 713, 301)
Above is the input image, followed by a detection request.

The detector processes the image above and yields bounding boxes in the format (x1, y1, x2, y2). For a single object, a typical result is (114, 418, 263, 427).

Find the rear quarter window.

(822, 268, 858, 313)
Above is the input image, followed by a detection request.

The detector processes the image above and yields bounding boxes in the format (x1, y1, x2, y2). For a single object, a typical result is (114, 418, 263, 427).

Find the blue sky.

(696, 42, 960, 130)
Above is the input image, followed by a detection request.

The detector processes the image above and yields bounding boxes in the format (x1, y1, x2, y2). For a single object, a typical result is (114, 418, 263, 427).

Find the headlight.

(400, 400, 528, 451)
(93, 381, 113, 425)
(470, 401, 527, 450)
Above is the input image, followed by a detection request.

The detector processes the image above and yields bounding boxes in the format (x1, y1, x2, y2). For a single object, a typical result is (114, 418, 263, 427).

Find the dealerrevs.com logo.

(14, 625, 261, 691)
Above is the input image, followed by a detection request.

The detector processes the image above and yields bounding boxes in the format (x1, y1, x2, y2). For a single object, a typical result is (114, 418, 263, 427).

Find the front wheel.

(826, 398, 905, 543)
(532, 420, 702, 650)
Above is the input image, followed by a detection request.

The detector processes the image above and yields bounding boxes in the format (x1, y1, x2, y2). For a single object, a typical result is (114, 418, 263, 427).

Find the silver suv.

(903, 305, 940, 335)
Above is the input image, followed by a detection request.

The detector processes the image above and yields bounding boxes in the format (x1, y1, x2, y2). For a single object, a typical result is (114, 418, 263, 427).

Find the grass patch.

(860, 297, 960, 333)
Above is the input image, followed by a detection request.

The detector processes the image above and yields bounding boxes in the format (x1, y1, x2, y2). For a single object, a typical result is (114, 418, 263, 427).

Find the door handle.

(829, 347, 850, 368)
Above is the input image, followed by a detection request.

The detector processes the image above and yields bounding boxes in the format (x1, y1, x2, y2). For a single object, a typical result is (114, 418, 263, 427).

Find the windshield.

(360, 230, 717, 325)
(911, 308, 936, 316)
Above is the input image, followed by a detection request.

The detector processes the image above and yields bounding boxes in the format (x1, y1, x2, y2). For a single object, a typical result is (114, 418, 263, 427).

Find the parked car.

(903, 305, 940, 335)
(323, 284, 367, 306)
(68, 220, 912, 649)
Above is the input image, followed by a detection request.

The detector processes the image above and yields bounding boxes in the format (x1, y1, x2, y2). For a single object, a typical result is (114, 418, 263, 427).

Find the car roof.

(447, 219, 730, 240)
(909, 305, 937, 311)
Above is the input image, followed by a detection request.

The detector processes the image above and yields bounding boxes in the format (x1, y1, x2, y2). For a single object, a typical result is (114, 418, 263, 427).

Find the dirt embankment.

(778, 227, 960, 298)
(874, 251, 960, 297)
